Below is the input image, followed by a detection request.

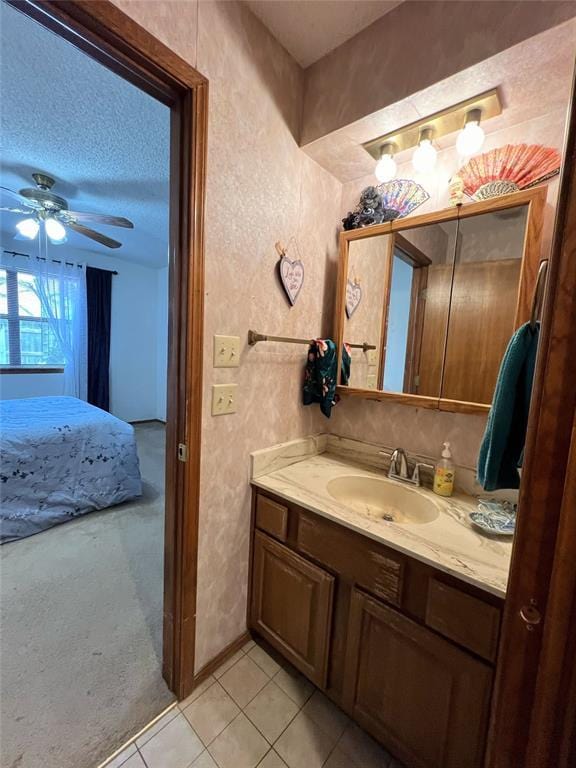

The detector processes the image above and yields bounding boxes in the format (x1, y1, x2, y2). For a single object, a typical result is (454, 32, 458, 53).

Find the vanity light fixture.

(375, 142, 397, 182)
(362, 89, 501, 174)
(456, 108, 485, 157)
(412, 127, 437, 173)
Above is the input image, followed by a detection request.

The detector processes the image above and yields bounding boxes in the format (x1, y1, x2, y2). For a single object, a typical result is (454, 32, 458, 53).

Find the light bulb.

(16, 218, 40, 239)
(457, 109, 485, 156)
(412, 129, 437, 173)
(45, 217, 67, 243)
(375, 143, 397, 183)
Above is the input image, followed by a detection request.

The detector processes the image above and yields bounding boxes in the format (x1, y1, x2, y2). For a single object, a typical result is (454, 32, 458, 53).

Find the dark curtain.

(86, 266, 112, 411)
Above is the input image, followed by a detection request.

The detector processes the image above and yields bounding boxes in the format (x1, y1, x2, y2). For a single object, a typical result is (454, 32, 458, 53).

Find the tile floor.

(102, 639, 405, 768)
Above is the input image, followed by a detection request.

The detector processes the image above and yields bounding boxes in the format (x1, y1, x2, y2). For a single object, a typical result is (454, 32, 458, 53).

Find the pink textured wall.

(110, 0, 571, 676)
(112, 0, 342, 671)
(301, 0, 576, 144)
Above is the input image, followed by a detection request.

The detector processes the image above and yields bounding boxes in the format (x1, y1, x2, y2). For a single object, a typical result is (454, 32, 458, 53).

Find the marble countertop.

(252, 453, 512, 598)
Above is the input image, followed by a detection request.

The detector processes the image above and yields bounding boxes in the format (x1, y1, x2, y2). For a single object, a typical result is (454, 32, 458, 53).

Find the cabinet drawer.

(297, 513, 403, 606)
(425, 579, 500, 662)
(255, 494, 289, 542)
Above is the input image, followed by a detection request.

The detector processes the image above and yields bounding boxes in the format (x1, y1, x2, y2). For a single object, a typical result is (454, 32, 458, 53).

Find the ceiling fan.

(0, 173, 134, 249)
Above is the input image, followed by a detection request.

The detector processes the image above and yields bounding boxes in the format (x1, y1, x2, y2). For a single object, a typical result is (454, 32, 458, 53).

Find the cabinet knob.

(519, 601, 542, 631)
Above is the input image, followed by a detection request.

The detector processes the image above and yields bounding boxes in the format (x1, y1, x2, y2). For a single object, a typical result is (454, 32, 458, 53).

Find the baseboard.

(192, 630, 252, 688)
(130, 418, 166, 425)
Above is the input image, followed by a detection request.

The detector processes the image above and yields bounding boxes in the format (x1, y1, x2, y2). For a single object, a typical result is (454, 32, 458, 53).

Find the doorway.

(0, 1, 206, 766)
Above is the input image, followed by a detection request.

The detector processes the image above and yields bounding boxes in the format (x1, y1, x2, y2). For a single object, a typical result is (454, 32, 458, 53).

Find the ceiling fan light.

(375, 142, 397, 183)
(45, 217, 67, 243)
(16, 218, 39, 239)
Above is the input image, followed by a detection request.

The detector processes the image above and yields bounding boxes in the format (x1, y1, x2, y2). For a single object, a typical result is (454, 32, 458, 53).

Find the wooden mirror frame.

(335, 186, 547, 414)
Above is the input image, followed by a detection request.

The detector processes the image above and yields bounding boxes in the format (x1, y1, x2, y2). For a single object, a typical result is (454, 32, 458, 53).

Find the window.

(0, 268, 66, 368)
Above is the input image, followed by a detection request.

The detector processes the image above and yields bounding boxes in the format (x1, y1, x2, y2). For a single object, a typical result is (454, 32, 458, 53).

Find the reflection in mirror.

(382, 220, 458, 397)
(441, 205, 528, 404)
(344, 234, 390, 389)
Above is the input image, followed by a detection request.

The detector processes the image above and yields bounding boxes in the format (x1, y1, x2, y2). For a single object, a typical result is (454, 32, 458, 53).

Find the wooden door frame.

(7, 0, 207, 700)
(487, 69, 576, 767)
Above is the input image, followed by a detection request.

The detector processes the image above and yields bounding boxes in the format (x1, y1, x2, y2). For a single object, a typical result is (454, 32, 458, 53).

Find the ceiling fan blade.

(0, 206, 36, 214)
(65, 211, 134, 228)
(0, 186, 42, 209)
(67, 221, 122, 249)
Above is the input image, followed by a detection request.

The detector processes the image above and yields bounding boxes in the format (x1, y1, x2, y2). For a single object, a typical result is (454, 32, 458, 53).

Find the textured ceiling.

(0, 2, 170, 268)
(245, 0, 403, 67)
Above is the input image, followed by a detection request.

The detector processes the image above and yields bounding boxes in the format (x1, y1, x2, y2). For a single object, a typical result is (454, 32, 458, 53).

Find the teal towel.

(303, 340, 350, 418)
(477, 322, 539, 491)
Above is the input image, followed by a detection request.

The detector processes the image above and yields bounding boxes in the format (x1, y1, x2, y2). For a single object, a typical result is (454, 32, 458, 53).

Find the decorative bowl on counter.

(470, 499, 517, 536)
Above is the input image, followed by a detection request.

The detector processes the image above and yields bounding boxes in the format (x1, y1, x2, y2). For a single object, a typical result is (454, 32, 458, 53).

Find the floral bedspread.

(0, 396, 142, 543)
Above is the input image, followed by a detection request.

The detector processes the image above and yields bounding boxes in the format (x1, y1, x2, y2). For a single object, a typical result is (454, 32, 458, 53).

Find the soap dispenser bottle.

(433, 442, 455, 497)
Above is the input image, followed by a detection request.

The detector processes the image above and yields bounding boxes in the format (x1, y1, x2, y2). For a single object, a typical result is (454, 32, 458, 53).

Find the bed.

(0, 396, 142, 543)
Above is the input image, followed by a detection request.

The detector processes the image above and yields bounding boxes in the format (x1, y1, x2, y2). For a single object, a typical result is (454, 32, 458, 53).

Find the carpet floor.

(0, 422, 175, 768)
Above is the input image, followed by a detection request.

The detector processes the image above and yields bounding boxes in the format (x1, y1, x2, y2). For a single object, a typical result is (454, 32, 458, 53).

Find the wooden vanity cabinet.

(248, 489, 502, 768)
(344, 589, 492, 768)
(251, 531, 334, 687)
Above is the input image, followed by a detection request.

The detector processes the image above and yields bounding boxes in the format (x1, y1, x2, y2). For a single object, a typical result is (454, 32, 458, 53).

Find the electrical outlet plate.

(366, 349, 378, 365)
(366, 374, 377, 389)
(211, 384, 238, 415)
(213, 335, 240, 368)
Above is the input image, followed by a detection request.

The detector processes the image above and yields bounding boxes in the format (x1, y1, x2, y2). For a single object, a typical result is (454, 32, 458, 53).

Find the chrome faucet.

(389, 448, 409, 480)
(380, 447, 434, 487)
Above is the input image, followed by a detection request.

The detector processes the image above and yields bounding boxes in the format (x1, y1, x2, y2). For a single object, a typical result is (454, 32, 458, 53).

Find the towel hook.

(530, 260, 548, 331)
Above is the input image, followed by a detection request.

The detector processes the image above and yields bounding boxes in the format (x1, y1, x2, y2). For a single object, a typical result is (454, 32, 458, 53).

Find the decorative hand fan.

(376, 179, 430, 219)
(456, 144, 561, 201)
(341, 180, 430, 230)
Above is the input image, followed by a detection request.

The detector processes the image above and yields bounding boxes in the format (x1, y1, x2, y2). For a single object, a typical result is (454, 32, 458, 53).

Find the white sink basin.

(327, 475, 439, 525)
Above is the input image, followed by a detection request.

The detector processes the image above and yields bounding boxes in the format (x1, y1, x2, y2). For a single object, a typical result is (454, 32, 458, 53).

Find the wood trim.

(10, 0, 208, 702)
(0, 367, 64, 374)
(376, 235, 395, 389)
(514, 187, 547, 326)
(336, 385, 440, 410)
(526, 414, 576, 767)
(165, 81, 208, 699)
(486, 73, 576, 768)
(192, 631, 251, 689)
(394, 232, 432, 267)
(438, 398, 491, 415)
(334, 231, 349, 389)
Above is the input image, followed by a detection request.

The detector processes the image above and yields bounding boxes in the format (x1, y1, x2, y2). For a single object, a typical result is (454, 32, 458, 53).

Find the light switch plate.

(366, 349, 378, 365)
(211, 384, 238, 415)
(213, 335, 240, 368)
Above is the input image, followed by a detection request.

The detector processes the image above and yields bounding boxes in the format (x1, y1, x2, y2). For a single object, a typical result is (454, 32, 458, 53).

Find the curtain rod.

(2, 249, 118, 275)
(248, 330, 376, 352)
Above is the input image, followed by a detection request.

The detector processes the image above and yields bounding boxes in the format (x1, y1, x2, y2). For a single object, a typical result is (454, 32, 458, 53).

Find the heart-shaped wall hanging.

(278, 253, 304, 306)
(346, 279, 362, 318)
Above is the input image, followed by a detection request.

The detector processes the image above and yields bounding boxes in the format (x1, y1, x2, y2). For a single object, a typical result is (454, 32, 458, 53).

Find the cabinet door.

(343, 589, 493, 768)
(251, 531, 334, 687)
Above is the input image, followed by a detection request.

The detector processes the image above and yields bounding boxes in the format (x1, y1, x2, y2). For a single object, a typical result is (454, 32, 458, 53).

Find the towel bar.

(248, 330, 376, 352)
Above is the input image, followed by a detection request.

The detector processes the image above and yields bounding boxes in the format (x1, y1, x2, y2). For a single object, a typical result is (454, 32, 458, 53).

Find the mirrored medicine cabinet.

(335, 187, 547, 413)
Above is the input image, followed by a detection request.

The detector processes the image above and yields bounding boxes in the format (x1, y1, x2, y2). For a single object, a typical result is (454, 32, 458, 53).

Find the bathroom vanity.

(248, 444, 511, 768)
